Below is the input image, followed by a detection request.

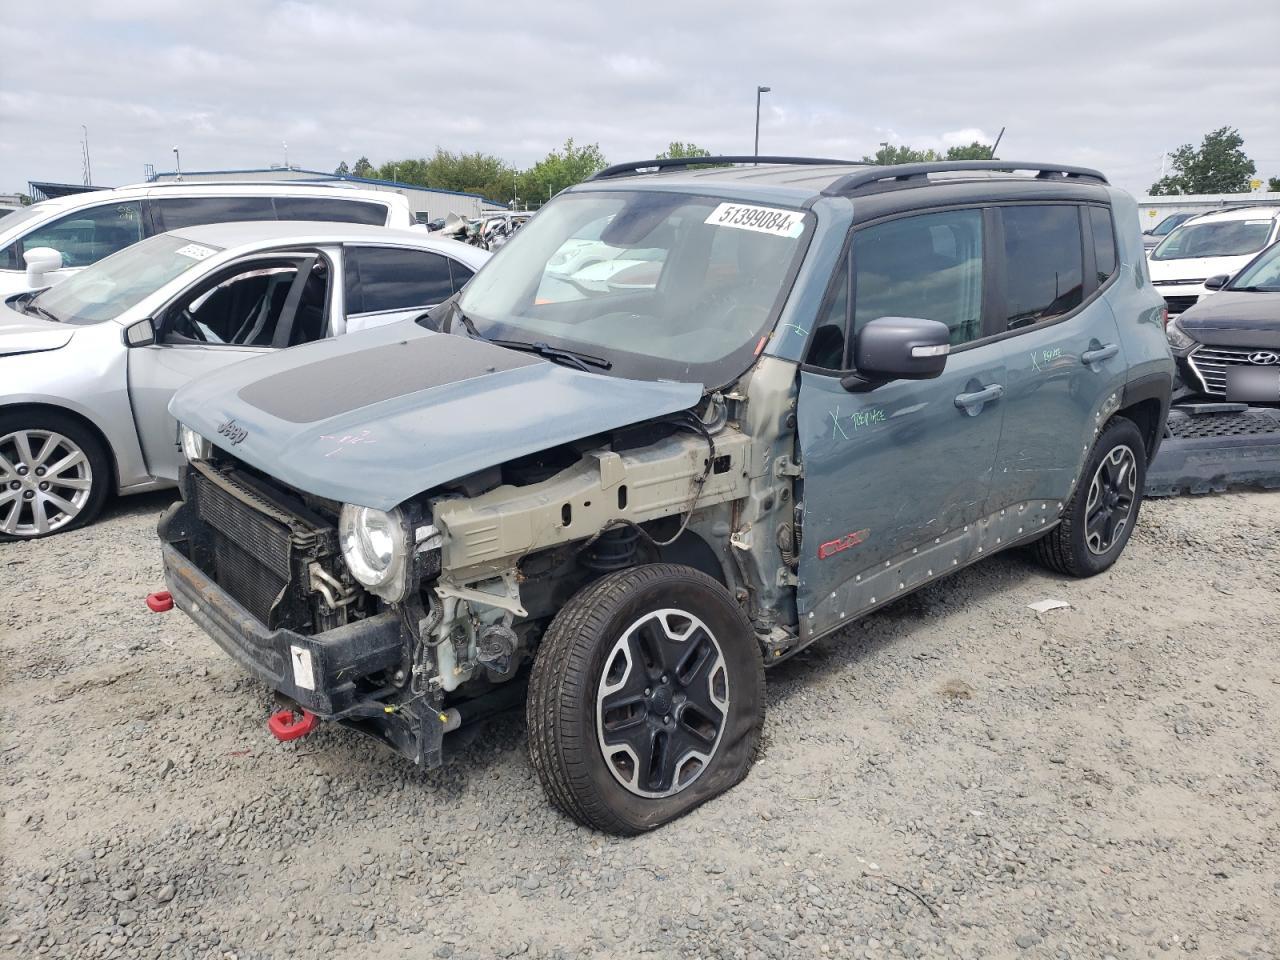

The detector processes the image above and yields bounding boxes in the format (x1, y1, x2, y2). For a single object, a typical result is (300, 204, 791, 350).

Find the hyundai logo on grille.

(217, 419, 249, 445)
(1247, 351, 1280, 366)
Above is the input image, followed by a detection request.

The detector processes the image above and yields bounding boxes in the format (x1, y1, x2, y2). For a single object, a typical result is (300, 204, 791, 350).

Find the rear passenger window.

(999, 205, 1084, 330)
(273, 197, 386, 225)
(153, 196, 276, 231)
(345, 247, 454, 314)
(852, 209, 985, 347)
(1089, 206, 1117, 286)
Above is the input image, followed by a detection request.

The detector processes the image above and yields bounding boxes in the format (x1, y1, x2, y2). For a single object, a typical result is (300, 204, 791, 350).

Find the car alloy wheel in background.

(0, 428, 95, 537)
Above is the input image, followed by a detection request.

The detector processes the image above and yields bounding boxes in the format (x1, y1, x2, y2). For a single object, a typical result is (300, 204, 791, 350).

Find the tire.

(0, 411, 111, 541)
(1034, 416, 1146, 577)
(527, 563, 765, 835)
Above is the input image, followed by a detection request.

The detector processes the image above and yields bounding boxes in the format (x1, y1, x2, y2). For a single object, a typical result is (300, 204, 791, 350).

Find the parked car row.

(138, 157, 1175, 833)
(1146, 206, 1280, 406)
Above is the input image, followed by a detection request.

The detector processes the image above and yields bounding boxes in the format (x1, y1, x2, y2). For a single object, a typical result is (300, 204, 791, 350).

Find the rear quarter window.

(1089, 206, 1117, 285)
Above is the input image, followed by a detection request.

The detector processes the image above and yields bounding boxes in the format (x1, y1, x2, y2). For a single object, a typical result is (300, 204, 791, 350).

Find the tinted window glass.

(1090, 206, 1117, 285)
(153, 196, 276, 231)
(448, 259, 474, 293)
(1000, 205, 1083, 330)
(347, 246, 453, 314)
(852, 208, 985, 346)
(805, 261, 849, 369)
(0, 241, 19, 270)
(17, 201, 144, 268)
(273, 197, 386, 225)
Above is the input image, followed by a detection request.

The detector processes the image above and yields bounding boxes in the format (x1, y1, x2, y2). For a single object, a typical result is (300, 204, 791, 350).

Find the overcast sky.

(3, 0, 1278, 198)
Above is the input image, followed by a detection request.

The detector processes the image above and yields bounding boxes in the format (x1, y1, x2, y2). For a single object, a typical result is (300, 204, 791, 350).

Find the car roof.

(163, 221, 488, 265)
(19, 181, 398, 217)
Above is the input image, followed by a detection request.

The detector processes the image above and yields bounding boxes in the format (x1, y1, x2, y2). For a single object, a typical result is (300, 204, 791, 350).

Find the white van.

(0, 182, 416, 294)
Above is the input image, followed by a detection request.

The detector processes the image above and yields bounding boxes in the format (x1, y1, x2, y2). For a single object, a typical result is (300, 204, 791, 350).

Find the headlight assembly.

(1164, 317, 1196, 354)
(339, 504, 411, 601)
(179, 425, 212, 462)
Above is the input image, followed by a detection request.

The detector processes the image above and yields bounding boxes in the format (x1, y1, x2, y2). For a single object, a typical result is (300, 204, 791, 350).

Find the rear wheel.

(0, 412, 111, 540)
(527, 564, 764, 835)
(1034, 417, 1146, 577)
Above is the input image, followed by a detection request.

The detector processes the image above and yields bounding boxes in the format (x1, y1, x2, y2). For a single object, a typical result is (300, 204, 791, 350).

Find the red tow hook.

(268, 708, 319, 742)
(146, 591, 174, 613)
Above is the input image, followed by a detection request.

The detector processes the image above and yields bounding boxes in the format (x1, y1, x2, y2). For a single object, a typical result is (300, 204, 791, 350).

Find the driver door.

(126, 252, 331, 480)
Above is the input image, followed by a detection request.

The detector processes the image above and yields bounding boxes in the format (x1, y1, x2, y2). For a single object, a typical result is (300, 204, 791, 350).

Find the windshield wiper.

(489, 338, 612, 372)
(22, 297, 61, 323)
(1233, 285, 1279, 292)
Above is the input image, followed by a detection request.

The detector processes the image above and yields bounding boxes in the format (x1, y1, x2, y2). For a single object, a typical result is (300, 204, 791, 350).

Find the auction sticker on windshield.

(705, 202, 805, 239)
(175, 243, 217, 261)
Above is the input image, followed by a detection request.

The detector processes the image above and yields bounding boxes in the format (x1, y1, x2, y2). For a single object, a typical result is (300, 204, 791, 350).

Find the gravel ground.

(2, 490, 1277, 960)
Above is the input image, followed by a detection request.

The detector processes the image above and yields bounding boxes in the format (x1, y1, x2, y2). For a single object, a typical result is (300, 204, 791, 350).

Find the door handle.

(1082, 343, 1119, 367)
(954, 383, 1004, 415)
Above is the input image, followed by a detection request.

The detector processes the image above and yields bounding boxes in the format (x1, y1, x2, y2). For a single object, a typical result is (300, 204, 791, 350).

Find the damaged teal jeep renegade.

(159, 158, 1173, 834)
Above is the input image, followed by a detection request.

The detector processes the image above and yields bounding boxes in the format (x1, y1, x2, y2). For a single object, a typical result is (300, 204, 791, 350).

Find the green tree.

(862, 144, 942, 165)
(1269, 176, 1280, 192)
(333, 161, 351, 176)
(657, 141, 712, 160)
(945, 141, 996, 160)
(351, 156, 375, 179)
(519, 138, 608, 207)
(1149, 127, 1256, 195)
(367, 150, 516, 205)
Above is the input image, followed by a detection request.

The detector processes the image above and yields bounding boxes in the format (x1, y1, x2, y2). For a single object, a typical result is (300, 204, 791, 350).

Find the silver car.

(0, 221, 489, 539)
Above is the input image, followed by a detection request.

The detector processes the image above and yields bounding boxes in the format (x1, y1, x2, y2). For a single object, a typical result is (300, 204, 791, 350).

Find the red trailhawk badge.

(817, 528, 869, 560)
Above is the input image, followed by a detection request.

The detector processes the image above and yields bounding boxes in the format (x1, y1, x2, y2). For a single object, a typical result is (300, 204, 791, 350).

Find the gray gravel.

(3, 490, 1278, 959)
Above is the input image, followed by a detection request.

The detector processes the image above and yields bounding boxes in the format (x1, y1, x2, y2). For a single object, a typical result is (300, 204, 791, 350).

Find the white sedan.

(0, 221, 488, 539)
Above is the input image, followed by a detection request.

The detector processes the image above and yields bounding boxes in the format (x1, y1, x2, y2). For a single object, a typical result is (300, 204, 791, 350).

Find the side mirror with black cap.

(1203, 274, 1230, 291)
(840, 316, 950, 392)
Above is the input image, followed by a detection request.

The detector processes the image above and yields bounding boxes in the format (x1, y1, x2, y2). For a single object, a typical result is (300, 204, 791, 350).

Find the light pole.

(754, 85, 771, 160)
(81, 125, 92, 186)
(172, 146, 182, 181)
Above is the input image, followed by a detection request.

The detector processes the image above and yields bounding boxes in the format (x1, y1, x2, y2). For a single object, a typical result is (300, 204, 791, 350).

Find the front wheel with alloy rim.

(527, 564, 764, 835)
(1034, 416, 1147, 577)
(0, 412, 111, 540)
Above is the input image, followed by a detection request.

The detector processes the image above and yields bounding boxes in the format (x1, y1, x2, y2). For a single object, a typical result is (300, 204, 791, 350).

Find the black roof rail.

(823, 160, 1109, 196)
(589, 156, 864, 181)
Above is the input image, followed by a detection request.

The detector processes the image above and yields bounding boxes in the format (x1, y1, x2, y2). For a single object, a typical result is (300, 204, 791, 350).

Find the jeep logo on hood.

(217, 419, 249, 445)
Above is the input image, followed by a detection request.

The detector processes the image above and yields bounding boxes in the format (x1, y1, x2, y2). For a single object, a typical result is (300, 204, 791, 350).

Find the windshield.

(455, 190, 811, 385)
(1152, 219, 1274, 261)
(1231, 241, 1280, 290)
(28, 233, 221, 324)
(1150, 213, 1189, 236)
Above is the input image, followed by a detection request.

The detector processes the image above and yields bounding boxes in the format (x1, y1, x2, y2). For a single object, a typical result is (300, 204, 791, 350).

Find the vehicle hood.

(1148, 254, 1251, 284)
(1177, 290, 1280, 349)
(0, 300, 75, 357)
(170, 320, 703, 510)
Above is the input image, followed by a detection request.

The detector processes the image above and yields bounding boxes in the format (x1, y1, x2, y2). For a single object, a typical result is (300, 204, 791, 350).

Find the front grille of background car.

(1187, 345, 1268, 397)
(1162, 295, 1199, 314)
(191, 471, 295, 625)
